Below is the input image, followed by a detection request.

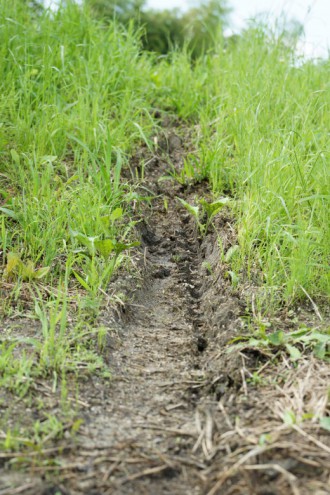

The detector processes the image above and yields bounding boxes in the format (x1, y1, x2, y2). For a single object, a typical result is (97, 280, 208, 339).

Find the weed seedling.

(177, 196, 232, 235)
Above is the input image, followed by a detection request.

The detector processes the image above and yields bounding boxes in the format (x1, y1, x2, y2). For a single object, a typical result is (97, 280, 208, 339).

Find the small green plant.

(168, 155, 204, 185)
(177, 197, 201, 229)
(70, 229, 139, 294)
(70, 229, 139, 259)
(33, 291, 69, 373)
(177, 196, 231, 234)
(0, 414, 84, 456)
(3, 252, 50, 281)
(229, 326, 330, 362)
(0, 342, 34, 396)
(247, 371, 268, 386)
(97, 326, 108, 351)
(32, 293, 112, 377)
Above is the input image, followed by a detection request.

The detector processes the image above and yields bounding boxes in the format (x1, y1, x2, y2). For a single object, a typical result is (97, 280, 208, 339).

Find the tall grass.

(0, 0, 159, 408)
(0, 0, 154, 288)
(155, 29, 329, 309)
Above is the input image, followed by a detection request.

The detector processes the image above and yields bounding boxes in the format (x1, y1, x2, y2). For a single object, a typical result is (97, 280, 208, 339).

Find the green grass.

(0, 1, 154, 284)
(155, 28, 330, 310)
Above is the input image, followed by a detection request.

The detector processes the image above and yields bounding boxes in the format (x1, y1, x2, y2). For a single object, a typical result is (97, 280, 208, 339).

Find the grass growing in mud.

(0, 0, 329, 474)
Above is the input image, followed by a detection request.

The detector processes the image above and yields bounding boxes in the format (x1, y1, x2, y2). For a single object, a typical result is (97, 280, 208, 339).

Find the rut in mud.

(56, 129, 243, 495)
(0, 124, 244, 495)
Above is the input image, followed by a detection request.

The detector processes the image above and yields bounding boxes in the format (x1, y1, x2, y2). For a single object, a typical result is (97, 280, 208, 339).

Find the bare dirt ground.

(0, 124, 329, 495)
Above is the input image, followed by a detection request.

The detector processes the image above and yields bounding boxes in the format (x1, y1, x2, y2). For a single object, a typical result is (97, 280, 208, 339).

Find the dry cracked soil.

(0, 123, 329, 495)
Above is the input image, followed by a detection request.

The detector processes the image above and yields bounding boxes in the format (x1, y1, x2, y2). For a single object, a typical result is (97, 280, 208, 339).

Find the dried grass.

(202, 356, 330, 495)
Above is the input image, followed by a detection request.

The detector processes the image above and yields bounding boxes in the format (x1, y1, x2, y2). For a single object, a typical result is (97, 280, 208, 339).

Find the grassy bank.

(1, 2, 328, 324)
(0, 0, 329, 458)
(155, 30, 329, 311)
(0, 1, 157, 416)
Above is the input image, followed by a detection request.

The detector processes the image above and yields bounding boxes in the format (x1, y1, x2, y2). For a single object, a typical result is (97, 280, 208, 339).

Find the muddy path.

(55, 130, 242, 495)
(1, 126, 329, 495)
(22, 128, 242, 495)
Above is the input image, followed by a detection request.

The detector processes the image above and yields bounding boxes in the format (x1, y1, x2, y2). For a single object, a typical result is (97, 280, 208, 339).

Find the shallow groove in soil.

(66, 137, 216, 495)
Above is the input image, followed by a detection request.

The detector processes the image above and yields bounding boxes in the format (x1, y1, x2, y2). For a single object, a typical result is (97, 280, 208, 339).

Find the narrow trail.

(65, 132, 216, 494)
